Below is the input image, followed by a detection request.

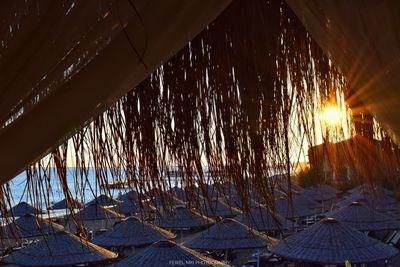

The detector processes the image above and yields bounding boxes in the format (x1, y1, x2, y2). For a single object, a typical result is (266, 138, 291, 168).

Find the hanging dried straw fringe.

(1, 0, 398, 239)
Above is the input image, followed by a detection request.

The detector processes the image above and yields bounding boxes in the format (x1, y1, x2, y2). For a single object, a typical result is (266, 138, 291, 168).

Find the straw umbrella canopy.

(198, 197, 241, 218)
(271, 218, 398, 265)
(367, 194, 399, 207)
(334, 194, 365, 209)
(111, 200, 140, 215)
(272, 175, 304, 193)
(0, 214, 63, 239)
(154, 206, 214, 229)
(328, 202, 400, 231)
(302, 187, 337, 202)
(117, 190, 139, 202)
(116, 240, 228, 267)
(291, 193, 322, 210)
(152, 193, 187, 208)
(92, 216, 175, 248)
(74, 203, 124, 221)
(169, 186, 191, 202)
(313, 184, 340, 195)
(3, 230, 117, 266)
(50, 198, 85, 210)
(86, 194, 122, 206)
(348, 184, 393, 196)
(7, 202, 43, 216)
(185, 218, 277, 250)
(236, 206, 292, 232)
(274, 197, 314, 218)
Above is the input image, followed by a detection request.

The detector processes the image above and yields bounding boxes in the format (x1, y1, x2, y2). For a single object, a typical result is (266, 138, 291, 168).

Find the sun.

(322, 105, 342, 126)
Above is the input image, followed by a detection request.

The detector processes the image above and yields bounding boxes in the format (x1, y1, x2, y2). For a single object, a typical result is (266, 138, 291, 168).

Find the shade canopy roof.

(302, 189, 336, 202)
(328, 202, 400, 231)
(154, 206, 214, 229)
(291, 193, 322, 210)
(271, 218, 398, 265)
(151, 193, 186, 208)
(348, 184, 393, 196)
(336, 192, 399, 210)
(274, 197, 314, 218)
(198, 197, 241, 218)
(286, 1, 400, 144)
(117, 190, 139, 202)
(7, 202, 43, 216)
(169, 186, 191, 202)
(3, 230, 117, 266)
(86, 194, 122, 206)
(0, 214, 62, 239)
(0, 0, 230, 184)
(112, 200, 140, 215)
(303, 184, 340, 201)
(236, 206, 292, 232)
(314, 184, 341, 195)
(73, 203, 123, 221)
(185, 218, 276, 250)
(92, 216, 175, 247)
(116, 240, 228, 267)
(50, 198, 84, 210)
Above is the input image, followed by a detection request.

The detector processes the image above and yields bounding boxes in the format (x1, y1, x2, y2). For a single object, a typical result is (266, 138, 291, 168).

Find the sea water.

(7, 167, 155, 207)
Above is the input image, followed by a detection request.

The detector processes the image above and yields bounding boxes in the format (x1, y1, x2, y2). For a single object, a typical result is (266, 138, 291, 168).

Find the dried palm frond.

(1, 0, 398, 242)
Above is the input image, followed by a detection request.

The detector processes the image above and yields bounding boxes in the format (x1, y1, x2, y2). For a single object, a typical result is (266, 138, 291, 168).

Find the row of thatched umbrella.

(2, 183, 398, 266)
(2, 215, 228, 267)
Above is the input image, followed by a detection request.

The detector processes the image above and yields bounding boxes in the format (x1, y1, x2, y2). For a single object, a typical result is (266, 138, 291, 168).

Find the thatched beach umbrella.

(86, 194, 122, 206)
(336, 190, 398, 210)
(154, 206, 214, 230)
(7, 202, 43, 216)
(3, 231, 117, 266)
(92, 216, 175, 248)
(117, 190, 139, 202)
(348, 184, 393, 197)
(274, 197, 314, 218)
(169, 186, 191, 202)
(0, 214, 62, 239)
(74, 203, 123, 221)
(291, 193, 322, 210)
(198, 197, 241, 218)
(152, 193, 186, 208)
(67, 203, 124, 232)
(329, 201, 400, 231)
(185, 218, 276, 251)
(271, 218, 398, 265)
(302, 188, 336, 202)
(236, 206, 292, 233)
(368, 194, 399, 207)
(112, 200, 140, 215)
(50, 198, 84, 210)
(116, 240, 228, 267)
(313, 184, 340, 195)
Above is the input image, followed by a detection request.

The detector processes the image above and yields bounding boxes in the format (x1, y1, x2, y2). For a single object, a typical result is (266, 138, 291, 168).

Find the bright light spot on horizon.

(322, 105, 342, 126)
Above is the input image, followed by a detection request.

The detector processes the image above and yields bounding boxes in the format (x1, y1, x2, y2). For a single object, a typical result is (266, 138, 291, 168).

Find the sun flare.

(322, 105, 342, 126)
